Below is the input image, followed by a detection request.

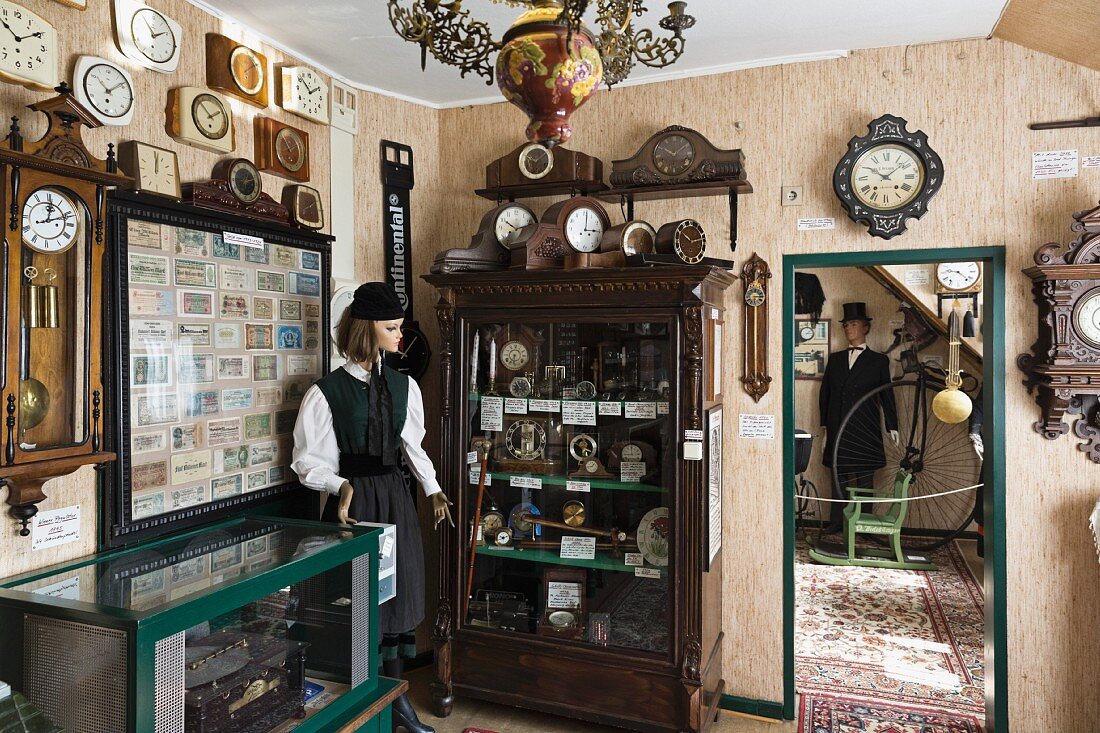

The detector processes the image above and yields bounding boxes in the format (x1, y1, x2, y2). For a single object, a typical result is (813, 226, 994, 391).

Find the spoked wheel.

(831, 378, 981, 552)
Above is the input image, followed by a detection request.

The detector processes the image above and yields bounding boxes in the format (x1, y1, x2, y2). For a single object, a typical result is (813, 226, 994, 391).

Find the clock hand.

(0, 19, 18, 41)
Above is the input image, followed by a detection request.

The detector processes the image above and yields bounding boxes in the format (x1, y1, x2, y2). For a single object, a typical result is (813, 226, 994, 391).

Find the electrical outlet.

(782, 186, 803, 206)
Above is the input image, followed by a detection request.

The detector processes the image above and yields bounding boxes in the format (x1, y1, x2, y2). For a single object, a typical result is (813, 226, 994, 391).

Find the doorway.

(781, 247, 1006, 731)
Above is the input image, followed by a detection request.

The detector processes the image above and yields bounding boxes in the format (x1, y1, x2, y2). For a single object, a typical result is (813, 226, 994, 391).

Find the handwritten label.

(635, 567, 661, 579)
(562, 400, 597, 426)
(738, 413, 776, 439)
(685, 429, 704, 441)
(904, 269, 930, 286)
(657, 401, 669, 415)
(624, 552, 643, 566)
(31, 576, 81, 600)
(599, 401, 622, 416)
(560, 536, 597, 560)
(223, 231, 265, 249)
(529, 399, 560, 413)
(510, 475, 542, 490)
(32, 505, 80, 551)
(480, 396, 504, 432)
(504, 398, 528, 414)
(566, 480, 591, 493)
(1084, 156, 1100, 169)
(467, 451, 478, 464)
(625, 402, 657, 419)
(621, 461, 646, 482)
(797, 217, 835, 231)
(546, 581, 582, 609)
(469, 467, 492, 486)
(1032, 149, 1078, 180)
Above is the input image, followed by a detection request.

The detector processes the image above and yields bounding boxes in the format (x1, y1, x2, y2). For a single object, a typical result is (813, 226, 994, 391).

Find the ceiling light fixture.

(387, 0, 695, 145)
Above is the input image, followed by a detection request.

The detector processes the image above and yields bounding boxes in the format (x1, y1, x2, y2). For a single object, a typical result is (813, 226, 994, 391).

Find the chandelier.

(387, 0, 695, 145)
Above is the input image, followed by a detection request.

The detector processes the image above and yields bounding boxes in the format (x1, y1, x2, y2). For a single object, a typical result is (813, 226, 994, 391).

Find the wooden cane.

(464, 439, 492, 619)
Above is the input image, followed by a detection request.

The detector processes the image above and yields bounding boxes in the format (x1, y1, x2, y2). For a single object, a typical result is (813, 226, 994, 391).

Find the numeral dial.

(851, 144, 925, 211)
(22, 188, 80, 254)
(131, 7, 177, 63)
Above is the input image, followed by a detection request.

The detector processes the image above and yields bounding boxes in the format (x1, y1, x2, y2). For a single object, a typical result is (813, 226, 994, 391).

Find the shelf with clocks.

(477, 544, 665, 576)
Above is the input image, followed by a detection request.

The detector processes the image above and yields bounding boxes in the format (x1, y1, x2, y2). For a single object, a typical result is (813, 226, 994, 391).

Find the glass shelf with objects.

(462, 317, 674, 654)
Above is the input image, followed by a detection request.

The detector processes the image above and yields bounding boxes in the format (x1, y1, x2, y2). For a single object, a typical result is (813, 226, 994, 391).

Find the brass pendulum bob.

(932, 305, 973, 424)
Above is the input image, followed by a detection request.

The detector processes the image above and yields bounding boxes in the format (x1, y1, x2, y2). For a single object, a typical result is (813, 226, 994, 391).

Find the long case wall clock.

(105, 191, 332, 546)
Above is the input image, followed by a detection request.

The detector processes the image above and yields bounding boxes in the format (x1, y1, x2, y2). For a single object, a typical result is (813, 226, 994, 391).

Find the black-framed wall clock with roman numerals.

(832, 114, 943, 240)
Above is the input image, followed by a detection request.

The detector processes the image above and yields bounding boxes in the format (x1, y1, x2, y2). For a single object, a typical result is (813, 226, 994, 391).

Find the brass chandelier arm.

(631, 25, 688, 69)
(387, 0, 501, 84)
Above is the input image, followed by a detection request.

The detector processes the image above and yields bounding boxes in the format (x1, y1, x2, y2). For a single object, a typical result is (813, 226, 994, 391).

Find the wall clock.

(655, 219, 706, 264)
(610, 125, 745, 187)
(182, 158, 289, 224)
(113, 0, 182, 73)
(117, 140, 180, 200)
(73, 56, 135, 127)
(1018, 203, 1100, 463)
(330, 285, 356, 346)
(282, 184, 324, 230)
(255, 117, 310, 182)
(935, 262, 982, 293)
(331, 78, 358, 134)
(740, 253, 771, 402)
(832, 114, 943, 239)
(432, 202, 536, 274)
(206, 32, 268, 107)
(0, 2, 58, 91)
(279, 65, 328, 124)
(166, 86, 235, 154)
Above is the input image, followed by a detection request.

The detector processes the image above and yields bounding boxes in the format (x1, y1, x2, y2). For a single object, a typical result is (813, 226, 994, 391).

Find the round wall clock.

(833, 114, 943, 240)
(230, 45, 264, 96)
(330, 286, 356, 346)
(935, 261, 982, 293)
(74, 56, 135, 126)
(275, 127, 306, 172)
(519, 143, 554, 179)
(22, 188, 80, 254)
(192, 93, 230, 141)
(1073, 287, 1100, 350)
(130, 7, 177, 63)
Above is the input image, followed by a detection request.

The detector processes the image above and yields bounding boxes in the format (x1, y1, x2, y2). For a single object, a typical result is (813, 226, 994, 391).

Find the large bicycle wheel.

(831, 379, 981, 552)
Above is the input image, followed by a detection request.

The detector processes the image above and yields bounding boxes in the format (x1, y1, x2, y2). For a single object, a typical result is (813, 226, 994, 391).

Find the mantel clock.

(1018, 202, 1100, 463)
(0, 84, 132, 535)
(609, 125, 745, 188)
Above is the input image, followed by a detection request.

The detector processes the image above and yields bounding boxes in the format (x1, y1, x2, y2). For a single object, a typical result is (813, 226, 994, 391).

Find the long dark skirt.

(322, 470, 425, 636)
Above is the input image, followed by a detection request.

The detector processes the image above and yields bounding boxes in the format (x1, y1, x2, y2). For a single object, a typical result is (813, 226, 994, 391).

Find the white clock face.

(494, 205, 535, 245)
(500, 341, 529, 371)
(1074, 290, 1100, 349)
(82, 62, 133, 120)
(192, 93, 229, 140)
(286, 67, 328, 123)
(131, 7, 177, 63)
(0, 2, 57, 90)
(330, 286, 357, 347)
(936, 262, 980, 291)
(851, 144, 924, 211)
(22, 188, 79, 254)
(564, 207, 605, 253)
(135, 144, 178, 197)
(621, 444, 643, 462)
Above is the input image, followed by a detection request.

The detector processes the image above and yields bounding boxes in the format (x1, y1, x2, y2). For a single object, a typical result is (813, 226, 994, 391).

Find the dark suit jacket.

(819, 347, 897, 471)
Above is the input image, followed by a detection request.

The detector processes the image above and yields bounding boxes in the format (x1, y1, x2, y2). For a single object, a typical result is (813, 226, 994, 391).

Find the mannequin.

(291, 281, 451, 733)
(818, 302, 898, 532)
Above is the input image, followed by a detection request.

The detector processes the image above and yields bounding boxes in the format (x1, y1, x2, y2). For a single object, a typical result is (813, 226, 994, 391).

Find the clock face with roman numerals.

(22, 188, 80, 254)
(850, 144, 926, 211)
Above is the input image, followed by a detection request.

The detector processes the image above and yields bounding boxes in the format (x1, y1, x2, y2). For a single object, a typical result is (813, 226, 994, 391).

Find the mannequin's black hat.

(840, 302, 872, 323)
(350, 282, 404, 321)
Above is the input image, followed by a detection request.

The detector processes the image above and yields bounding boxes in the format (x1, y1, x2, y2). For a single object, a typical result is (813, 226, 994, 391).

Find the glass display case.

(425, 266, 732, 733)
(0, 517, 399, 733)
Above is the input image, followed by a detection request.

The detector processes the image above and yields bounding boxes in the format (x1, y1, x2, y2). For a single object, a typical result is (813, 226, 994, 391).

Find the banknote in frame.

(252, 355, 279, 381)
(244, 243, 269, 265)
(132, 460, 168, 492)
(286, 354, 316, 376)
(253, 297, 274, 320)
(217, 356, 249, 380)
(128, 253, 169, 286)
(249, 441, 276, 466)
(245, 535, 268, 556)
(176, 323, 212, 346)
(176, 353, 215, 384)
(279, 299, 302, 320)
(290, 272, 321, 297)
(183, 389, 220, 417)
(300, 251, 320, 271)
(171, 423, 203, 452)
(246, 471, 268, 493)
(215, 445, 250, 473)
(170, 484, 208, 511)
(174, 228, 210, 257)
(256, 270, 285, 293)
(131, 354, 171, 387)
(211, 473, 243, 500)
(178, 290, 214, 318)
(131, 319, 172, 344)
(221, 388, 254, 411)
(214, 323, 243, 349)
(304, 303, 321, 318)
(268, 466, 286, 484)
(275, 409, 297, 435)
(277, 325, 303, 350)
(273, 245, 297, 269)
(171, 450, 212, 485)
(206, 417, 241, 446)
(134, 393, 179, 427)
(244, 413, 273, 441)
(219, 293, 250, 320)
(305, 320, 319, 335)
(132, 430, 167, 454)
(220, 264, 252, 291)
(254, 386, 283, 407)
(132, 490, 166, 520)
(245, 324, 273, 350)
(284, 378, 310, 404)
(127, 219, 163, 250)
(174, 257, 217, 288)
(212, 233, 239, 260)
(211, 544, 242, 573)
(129, 288, 174, 316)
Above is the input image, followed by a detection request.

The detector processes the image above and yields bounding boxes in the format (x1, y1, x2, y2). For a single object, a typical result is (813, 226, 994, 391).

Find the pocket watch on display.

(493, 527, 514, 547)
(655, 219, 706, 264)
(0, 1, 58, 91)
(73, 56, 135, 127)
(113, 0, 182, 73)
(206, 33, 269, 107)
(562, 500, 586, 527)
(166, 87, 235, 154)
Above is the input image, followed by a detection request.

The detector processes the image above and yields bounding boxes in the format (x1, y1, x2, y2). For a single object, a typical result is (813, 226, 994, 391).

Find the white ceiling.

(191, 0, 1010, 108)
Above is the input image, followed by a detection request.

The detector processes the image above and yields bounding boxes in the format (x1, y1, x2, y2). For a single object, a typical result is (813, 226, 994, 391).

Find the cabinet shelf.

(477, 544, 664, 576)
(483, 471, 664, 493)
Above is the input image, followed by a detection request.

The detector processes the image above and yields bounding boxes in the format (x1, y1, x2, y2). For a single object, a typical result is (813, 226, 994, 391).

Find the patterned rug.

(796, 539, 984, 717)
(799, 693, 984, 732)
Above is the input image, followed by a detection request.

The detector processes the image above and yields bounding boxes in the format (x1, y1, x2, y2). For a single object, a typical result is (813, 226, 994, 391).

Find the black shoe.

(392, 693, 435, 733)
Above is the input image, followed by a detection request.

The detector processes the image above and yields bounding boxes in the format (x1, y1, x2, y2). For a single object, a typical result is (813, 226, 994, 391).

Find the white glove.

(889, 430, 899, 446)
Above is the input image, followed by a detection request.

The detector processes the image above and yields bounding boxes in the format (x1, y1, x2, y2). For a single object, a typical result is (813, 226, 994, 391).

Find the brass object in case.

(562, 500, 586, 527)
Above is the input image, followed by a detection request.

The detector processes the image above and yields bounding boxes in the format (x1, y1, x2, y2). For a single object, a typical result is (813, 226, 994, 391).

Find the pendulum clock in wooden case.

(0, 84, 131, 534)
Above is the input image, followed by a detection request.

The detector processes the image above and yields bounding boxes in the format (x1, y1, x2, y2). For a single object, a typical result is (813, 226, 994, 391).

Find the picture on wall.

(794, 319, 829, 380)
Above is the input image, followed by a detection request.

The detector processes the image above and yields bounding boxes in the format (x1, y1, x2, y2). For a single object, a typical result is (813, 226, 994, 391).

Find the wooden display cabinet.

(424, 267, 731, 733)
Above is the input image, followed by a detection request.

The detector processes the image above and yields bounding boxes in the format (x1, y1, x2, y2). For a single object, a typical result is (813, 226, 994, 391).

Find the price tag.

(620, 461, 646, 482)
(624, 552, 643, 566)
(562, 401, 597, 426)
(480, 396, 504, 432)
(529, 399, 560, 413)
(560, 536, 597, 560)
(657, 402, 669, 415)
(504, 398, 528, 414)
(635, 567, 661, 579)
(625, 402, 657, 419)
(599, 401, 622, 416)
(467, 451, 478, 464)
(566, 480, 591, 493)
(510, 475, 542, 489)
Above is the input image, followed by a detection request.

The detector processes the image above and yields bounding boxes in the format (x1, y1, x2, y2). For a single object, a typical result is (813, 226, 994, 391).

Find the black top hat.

(840, 302, 872, 323)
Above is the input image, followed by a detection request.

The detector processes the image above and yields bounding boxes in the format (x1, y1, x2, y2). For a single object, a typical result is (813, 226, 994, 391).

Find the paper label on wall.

(625, 402, 657, 419)
(599, 401, 622, 416)
(223, 231, 264, 249)
(546, 581, 582, 609)
(738, 413, 776, 439)
(621, 461, 646, 482)
(560, 536, 597, 560)
(529, 399, 560, 413)
(566, 480, 591, 493)
(467, 451, 478, 464)
(624, 552, 643, 566)
(657, 402, 669, 415)
(1084, 156, 1100, 169)
(797, 217, 835, 231)
(504, 398, 528, 414)
(31, 575, 81, 600)
(904, 269, 930, 286)
(1032, 149, 1078, 179)
(32, 505, 80, 551)
(562, 401, 597, 425)
(685, 429, 704, 441)
(635, 567, 661, 579)
(480, 396, 504, 432)
(510, 475, 542, 490)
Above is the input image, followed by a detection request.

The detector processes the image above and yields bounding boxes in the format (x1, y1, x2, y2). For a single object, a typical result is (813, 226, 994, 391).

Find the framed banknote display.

(105, 191, 333, 546)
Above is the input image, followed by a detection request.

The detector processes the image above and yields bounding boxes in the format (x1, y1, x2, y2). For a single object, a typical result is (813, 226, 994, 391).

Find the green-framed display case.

(0, 516, 391, 733)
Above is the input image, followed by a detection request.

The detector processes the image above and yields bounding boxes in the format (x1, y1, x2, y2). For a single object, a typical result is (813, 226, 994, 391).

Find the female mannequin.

(291, 282, 451, 733)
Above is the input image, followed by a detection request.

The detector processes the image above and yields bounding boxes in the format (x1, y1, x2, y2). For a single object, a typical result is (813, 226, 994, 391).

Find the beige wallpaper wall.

(430, 39, 1100, 730)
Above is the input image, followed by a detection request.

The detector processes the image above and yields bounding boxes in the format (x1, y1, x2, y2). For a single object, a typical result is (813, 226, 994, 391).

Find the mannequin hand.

(889, 430, 899, 446)
(969, 432, 984, 457)
(337, 481, 357, 526)
(432, 492, 455, 529)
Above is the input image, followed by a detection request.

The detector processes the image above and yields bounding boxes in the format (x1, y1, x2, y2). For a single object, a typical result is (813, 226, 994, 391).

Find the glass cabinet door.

(463, 317, 674, 655)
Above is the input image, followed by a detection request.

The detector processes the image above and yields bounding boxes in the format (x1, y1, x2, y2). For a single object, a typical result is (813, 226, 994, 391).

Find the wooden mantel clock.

(0, 83, 132, 535)
(1018, 201, 1100, 463)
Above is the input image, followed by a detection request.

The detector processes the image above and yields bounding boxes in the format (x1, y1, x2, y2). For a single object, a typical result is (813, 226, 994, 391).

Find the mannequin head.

(842, 318, 871, 347)
(336, 282, 406, 365)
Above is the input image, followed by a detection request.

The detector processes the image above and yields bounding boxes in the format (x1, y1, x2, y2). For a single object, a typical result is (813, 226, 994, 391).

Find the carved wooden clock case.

(1018, 202, 1100, 462)
(0, 85, 133, 534)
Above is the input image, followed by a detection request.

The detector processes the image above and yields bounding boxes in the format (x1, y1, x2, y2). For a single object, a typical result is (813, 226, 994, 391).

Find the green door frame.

(782, 246, 1007, 730)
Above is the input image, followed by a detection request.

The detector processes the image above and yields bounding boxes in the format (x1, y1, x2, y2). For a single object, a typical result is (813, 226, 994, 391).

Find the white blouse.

(290, 362, 442, 498)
